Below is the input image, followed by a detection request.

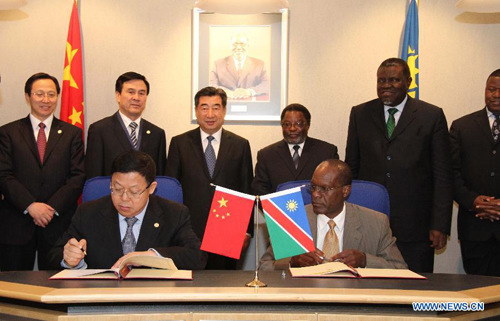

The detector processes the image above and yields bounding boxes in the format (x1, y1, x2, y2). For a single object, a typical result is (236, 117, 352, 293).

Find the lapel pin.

(154, 222, 159, 228)
(57, 130, 62, 134)
(146, 130, 151, 135)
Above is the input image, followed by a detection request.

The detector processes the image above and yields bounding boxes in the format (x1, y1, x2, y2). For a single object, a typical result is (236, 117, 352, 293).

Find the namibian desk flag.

(401, 0, 419, 99)
(260, 187, 315, 260)
(201, 186, 255, 259)
(60, 0, 85, 135)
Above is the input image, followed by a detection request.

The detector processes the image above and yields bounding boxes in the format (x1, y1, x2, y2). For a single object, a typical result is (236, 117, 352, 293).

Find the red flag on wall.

(60, 0, 84, 137)
(201, 186, 255, 259)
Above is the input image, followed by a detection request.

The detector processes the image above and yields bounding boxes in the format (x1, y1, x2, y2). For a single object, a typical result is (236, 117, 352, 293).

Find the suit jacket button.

(386, 172, 391, 178)
(386, 155, 392, 160)
(493, 150, 497, 155)
(491, 172, 495, 177)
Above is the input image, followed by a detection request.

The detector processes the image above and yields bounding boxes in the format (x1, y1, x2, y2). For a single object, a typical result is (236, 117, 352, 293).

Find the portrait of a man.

(209, 31, 270, 100)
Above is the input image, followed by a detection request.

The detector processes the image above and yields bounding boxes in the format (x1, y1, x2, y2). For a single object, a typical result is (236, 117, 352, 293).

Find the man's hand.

(289, 249, 324, 267)
(233, 88, 252, 99)
(331, 250, 366, 268)
(429, 230, 447, 249)
(63, 238, 87, 268)
(473, 195, 500, 221)
(28, 202, 55, 228)
(111, 250, 156, 269)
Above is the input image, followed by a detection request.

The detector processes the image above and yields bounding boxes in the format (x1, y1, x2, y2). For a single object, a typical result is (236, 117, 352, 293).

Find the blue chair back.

(276, 180, 312, 204)
(82, 176, 183, 203)
(276, 179, 390, 217)
(348, 180, 390, 217)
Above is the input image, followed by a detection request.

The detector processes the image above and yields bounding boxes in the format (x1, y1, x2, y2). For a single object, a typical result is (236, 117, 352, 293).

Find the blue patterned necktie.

(122, 217, 138, 255)
(492, 113, 500, 142)
(387, 108, 398, 138)
(129, 122, 138, 150)
(205, 136, 216, 178)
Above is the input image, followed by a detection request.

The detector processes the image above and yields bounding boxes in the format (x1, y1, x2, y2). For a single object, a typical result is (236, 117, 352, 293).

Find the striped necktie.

(129, 122, 138, 150)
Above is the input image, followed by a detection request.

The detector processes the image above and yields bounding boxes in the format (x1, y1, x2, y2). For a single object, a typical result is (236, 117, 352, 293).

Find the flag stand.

(245, 196, 267, 287)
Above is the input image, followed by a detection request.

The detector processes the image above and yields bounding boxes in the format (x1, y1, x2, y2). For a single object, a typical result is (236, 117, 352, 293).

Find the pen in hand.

(69, 235, 87, 256)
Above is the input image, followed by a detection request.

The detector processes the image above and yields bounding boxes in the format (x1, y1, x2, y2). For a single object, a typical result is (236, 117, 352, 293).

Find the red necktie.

(37, 123, 47, 164)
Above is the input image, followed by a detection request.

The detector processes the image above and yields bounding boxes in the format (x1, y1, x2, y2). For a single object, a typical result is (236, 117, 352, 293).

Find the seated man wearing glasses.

(48, 151, 207, 270)
(260, 159, 407, 270)
(251, 104, 339, 196)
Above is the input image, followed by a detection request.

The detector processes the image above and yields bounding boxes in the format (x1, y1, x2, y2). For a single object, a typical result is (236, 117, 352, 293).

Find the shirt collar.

(200, 127, 222, 142)
(287, 138, 306, 154)
(317, 202, 346, 232)
(118, 199, 148, 222)
(486, 107, 499, 119)
(118, 111, 142, 128)
(384, 95, 408, 113)
(30, 113, 54, 131)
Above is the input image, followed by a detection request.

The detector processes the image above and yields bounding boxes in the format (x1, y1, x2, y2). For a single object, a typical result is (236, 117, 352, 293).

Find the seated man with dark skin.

(260, 159, 407, 270)
(48, 151, 207, 270)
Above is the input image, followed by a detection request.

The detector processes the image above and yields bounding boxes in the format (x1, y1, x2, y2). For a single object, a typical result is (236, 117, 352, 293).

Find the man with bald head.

(260, 159, 406, 270)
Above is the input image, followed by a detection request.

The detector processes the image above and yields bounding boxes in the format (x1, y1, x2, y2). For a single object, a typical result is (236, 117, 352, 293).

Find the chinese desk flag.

(260, 187, 315, 260)
(201, 186, 255, 259)
(60, 0, 84, 135)
(401, 0, 419, 99)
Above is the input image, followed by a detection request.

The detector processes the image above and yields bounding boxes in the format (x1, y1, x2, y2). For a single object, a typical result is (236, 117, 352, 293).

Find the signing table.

(0, 270, 499, 320)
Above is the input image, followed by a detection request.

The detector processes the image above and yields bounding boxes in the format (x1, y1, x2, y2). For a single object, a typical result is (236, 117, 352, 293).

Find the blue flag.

(260, 187, 315, 260)
(401, 0, 419, 99)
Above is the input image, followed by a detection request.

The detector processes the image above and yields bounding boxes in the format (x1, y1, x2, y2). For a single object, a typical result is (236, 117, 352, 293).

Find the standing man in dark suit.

(345, 58, 453, 273)
(450, 69, 500, 276)
(0, 73, 85, 271)
(166, 87, 253, 269)
(252, 104, 339, 195)
(85, 72, 166, 179)
(49, 151, 206, 270)
(260, 159, 407, 270)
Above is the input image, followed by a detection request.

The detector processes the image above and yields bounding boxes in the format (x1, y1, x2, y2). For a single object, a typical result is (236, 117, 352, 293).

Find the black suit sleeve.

(155, 129, 167, 176)
(345, 106, 360, 178)
(240, 140, 253, 194)
(251, 149, 273, 195)
(85, 123, 104, 179)
(450, 120, 478, 210)
(46, 128, 85, 215)
(429, 109, 453, 234)
(153, 205, 207, 270)
(165, 137, 181, 180)
(0, 126, 36, 211)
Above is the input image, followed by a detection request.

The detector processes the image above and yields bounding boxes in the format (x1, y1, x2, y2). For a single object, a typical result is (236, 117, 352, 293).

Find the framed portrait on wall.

(192, 8, 289, 122)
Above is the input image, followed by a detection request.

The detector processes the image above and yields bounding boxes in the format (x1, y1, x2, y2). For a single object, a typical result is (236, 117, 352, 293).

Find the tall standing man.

(450, 69, 500, 276)
(252, 103, 339, 196)
(0, 73, 85, 270)
(85, 72, 166, 179)
(167, 87, 253, 269)
(345, 58, 453, 273)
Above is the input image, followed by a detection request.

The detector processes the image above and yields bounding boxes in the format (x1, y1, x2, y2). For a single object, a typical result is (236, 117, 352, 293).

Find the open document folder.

(290, 261, 426, 279)
(50, 255, 192, 280)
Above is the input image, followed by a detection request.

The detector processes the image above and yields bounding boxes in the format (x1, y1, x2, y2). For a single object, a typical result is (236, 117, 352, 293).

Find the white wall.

(1, 0, 499, 273)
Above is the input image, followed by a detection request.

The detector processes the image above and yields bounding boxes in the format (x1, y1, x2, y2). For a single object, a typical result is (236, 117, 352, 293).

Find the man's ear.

(148, 181, 158, 195)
